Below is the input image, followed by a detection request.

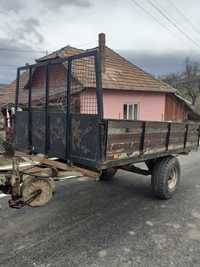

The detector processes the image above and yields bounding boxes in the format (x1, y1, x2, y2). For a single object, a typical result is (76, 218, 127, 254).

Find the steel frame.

(15, 49, 104, 167)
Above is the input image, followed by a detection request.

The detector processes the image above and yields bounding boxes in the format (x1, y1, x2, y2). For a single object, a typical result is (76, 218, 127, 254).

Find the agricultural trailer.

(0, 49, 200, 207)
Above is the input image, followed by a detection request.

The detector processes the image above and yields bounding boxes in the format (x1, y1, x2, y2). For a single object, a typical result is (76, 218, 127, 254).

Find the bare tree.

(161, 58, 200, 106)
(183, 57, 200, 105)
(161, 73, 180, 88)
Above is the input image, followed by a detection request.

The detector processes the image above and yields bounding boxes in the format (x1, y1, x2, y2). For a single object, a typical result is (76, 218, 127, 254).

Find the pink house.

(80, 89, 166, 121)
(1, 33, 198, 122)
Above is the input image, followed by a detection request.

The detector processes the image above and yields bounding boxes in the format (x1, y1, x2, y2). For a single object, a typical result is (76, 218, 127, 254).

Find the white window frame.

(123, 103, 139, 120)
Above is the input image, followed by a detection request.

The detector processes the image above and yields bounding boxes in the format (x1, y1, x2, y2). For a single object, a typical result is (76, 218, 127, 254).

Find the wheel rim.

(22, 179, 53, 207)
(167, 168, 178, 191)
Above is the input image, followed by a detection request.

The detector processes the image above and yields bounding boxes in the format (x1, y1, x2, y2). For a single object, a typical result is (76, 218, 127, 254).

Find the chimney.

(98, 33, 106, 73)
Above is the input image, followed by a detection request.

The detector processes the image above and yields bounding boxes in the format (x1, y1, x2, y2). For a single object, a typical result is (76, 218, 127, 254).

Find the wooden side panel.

(106, 120, 143, 160)
(143, 122, 168, 154)
(168, 123, 186, 150)
(105, 119, 200, 163)
(187, 124, 199, 149)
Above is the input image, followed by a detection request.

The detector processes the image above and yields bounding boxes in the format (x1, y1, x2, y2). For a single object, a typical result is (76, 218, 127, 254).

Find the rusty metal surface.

(15, 50, 103, 170)
(70, 114, 101, 167)
(15, 112, 101, 167)
(15, 111, 67, 159)
(15, 111, 29, 150)
(32, 112, 46, 153)
(48, 112, 66, 159)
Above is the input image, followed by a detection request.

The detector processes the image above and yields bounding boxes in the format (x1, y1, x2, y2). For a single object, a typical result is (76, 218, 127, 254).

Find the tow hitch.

(0, 154, 100, 209)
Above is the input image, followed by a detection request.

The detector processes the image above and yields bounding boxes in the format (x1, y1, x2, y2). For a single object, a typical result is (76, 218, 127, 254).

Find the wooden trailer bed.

(102, 119, 200, 169)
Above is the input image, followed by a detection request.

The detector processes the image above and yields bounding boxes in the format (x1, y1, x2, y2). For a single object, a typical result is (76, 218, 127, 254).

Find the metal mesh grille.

(71, 55, 97, 114)
(18, 64, 67, 111)
(48, 63, 67, 112)
(15, 50, 102, 163)
(17, 66, 46, 110)
(31, 66, 45, 109)
(18, 69, 29, 108)
(16, 53, 99, 115)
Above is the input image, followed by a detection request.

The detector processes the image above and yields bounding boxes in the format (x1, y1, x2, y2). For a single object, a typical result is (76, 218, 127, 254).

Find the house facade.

(90, 89, 165, 121)
(0, 33, 198, 124)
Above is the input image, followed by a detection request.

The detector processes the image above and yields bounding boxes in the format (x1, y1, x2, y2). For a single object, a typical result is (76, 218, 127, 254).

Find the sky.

(0, 0, 200, 83)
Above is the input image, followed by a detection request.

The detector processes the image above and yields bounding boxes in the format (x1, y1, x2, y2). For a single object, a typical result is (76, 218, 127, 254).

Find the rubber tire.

(151, 156, 180, 200)
(100, 168, 117, 181)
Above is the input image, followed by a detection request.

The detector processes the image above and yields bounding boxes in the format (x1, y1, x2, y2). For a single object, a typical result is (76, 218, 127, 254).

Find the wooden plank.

(106, 121, 142, 158)
(168, 123, 186, 150)
(31, 156, 68, 170)
(143, 122, 168, 154)
(107, 120, 143, 130)
(20, 166, 44, 173)
(187, 124, 199, 148)
(108, 142, 140, 153)
(108, 133, 140, 141)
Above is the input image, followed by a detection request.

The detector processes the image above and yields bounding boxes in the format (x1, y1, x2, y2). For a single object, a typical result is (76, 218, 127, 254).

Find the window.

(123, 104, 139, 120)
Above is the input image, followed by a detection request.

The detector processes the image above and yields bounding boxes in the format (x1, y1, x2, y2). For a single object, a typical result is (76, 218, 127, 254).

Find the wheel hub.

(168, 168, 177, 191)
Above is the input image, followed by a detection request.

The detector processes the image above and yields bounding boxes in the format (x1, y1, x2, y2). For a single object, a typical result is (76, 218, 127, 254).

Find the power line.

(147, 0, 200, 49)
(153, 0, 200, 39)
(151, 0, 185, 27)
(129, 0, 195, 47)
(129, 0, 176, 36)
(149, 0, 200, 41)
(167, 0, 200, 38)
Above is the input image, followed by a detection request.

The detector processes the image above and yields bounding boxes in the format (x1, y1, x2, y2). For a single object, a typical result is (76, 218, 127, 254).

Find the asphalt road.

(1, 152, 200, 267)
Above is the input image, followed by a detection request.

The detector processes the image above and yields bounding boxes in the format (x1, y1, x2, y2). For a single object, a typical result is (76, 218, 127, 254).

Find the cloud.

(0, 38, 45, 83)
(13, 18, 44, 44)
(0, 0, 91, 13)
(120, 50, 200, 76)
(0, 0, 23, 12)
(40, 0, 92, 9)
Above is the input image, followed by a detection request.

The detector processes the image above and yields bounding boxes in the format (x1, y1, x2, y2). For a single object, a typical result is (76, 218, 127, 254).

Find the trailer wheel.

(151, 156, 180, 200)
(100, 168, 117, 181)
(23, 176, 56, 193)
(22, 178, 53, 207)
